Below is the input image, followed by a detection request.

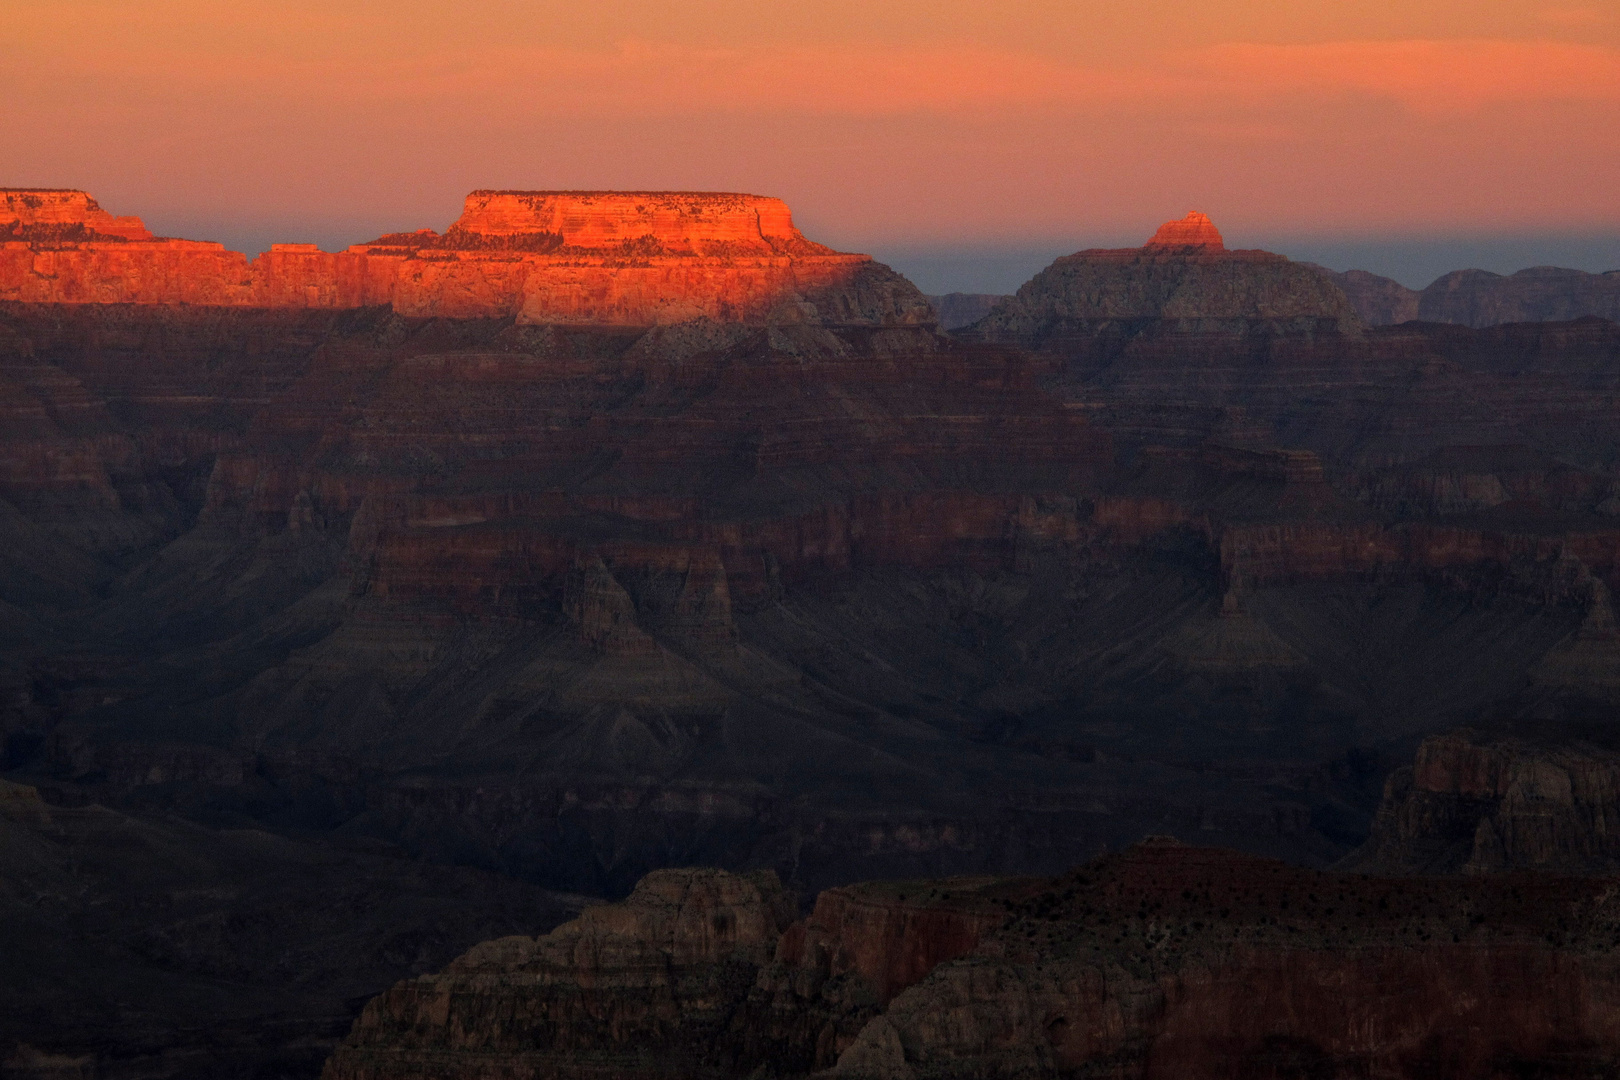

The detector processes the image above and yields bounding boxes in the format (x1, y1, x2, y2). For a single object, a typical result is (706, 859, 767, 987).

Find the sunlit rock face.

(0, 188, 935, 329)
(446, 190, 819, 254)
(0, 189, 153, 241)
(1143, 209, 1225, 251)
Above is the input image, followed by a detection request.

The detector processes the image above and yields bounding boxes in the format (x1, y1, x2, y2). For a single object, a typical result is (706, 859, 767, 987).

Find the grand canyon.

(3, 189, 1620, 1079)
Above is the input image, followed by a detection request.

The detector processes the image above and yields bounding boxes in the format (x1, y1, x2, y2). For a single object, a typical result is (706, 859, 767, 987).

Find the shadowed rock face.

(1306, 264, 1620, 329)
(960, 214, 1361, 355)
(321, 867, 1039, 1080)
(1420, 266, 1620, 328)
(325, 846, 1620, 1080)
(1350, 727, 1620, 876)
(924, 293, 1008, 332)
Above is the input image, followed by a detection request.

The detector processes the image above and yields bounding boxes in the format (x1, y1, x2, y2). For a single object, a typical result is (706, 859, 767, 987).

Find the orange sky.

(3, 0, 1617, 269)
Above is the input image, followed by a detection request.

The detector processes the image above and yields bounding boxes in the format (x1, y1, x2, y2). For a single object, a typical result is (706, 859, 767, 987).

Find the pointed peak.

(1145, 211, 1225, 251)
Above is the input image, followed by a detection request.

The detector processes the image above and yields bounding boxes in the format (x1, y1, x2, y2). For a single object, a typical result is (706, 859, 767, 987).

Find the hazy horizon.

(8, 0, 1616, 274)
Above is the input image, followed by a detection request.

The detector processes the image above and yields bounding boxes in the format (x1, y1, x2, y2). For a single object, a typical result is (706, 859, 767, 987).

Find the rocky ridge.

(1310, 263, 1620, 328)
(326, 844, 1620, 1080)
(0, 190, 932, 330)
(960, 214, 1361, 352)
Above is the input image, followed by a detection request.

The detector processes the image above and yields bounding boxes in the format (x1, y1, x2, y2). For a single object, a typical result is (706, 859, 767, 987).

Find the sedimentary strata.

(0, 189, 932, 329)
(328, 843, 1620, 1079)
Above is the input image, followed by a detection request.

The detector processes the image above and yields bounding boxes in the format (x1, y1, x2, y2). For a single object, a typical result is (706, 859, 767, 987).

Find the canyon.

(1, 192, 1619, 1077)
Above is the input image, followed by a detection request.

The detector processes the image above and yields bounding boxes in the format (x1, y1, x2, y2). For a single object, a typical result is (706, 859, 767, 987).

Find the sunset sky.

(5, 0, 1618, 289)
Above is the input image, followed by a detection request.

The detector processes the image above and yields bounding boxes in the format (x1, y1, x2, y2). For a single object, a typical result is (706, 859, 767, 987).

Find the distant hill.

(1306, 263, 1620, 327)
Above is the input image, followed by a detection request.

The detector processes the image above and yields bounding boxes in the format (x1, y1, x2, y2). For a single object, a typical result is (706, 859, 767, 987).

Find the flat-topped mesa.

(0, 187, 933, 330)
(1144, 210, 1225, 251)
(1, 188, 154, 241)
(438, 190, 831, 256)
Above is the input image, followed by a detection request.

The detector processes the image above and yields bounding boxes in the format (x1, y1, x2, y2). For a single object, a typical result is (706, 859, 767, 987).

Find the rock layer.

(961, 214, 1361, 353)
(326, 845, 1620, 1080)
(0, 189, 933, 330)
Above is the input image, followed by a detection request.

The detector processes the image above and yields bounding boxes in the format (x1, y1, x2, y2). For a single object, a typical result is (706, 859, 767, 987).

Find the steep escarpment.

(323, 868, 1037, 1080)
(842, 840, 1620, 1080)
(325, 868, 796, 1080)
(328, 845, 1620, 1080)
(0, 189, 934, 331)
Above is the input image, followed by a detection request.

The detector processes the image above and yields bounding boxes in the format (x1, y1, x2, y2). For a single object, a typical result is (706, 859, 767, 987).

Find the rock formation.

(1303, 263, 1620, 329)
(1143, 210, 1225, 250)
(0, 189, 935, 330)
(322, 868, 1042, 1080)
(1419, 266, 1620, 327)
(0, 782, 586, 1080)
(327, 844, 1620, 1080)
(1303, 265, 1421, 325)
(1348, 722, 1620, 875)
(960, 213, 1361, 355)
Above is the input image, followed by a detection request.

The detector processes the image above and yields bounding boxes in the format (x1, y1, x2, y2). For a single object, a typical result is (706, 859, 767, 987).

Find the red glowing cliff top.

(2, 188, 154, 241)
(363, 190, 828, 255)
(1144, 211, 1225, 251)
(1068, 211, 1282, 263)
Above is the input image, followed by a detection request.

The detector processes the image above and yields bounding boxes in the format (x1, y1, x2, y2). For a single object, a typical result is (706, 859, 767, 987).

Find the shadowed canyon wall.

(324, 845, 1620, 1080)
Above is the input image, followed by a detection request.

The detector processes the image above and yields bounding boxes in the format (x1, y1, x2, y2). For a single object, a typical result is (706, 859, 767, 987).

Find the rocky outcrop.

(0, 189, 935, 331)
(322, 868, 1045, 1080)
(840, 840, 1620, 1079)
(327, 844, 1620, 1080)
(322, 868, 799, 1080)
(960, 214, 1361, 354)
(1143, 211, 1225, 250)
(1348, 722, 1620, 875)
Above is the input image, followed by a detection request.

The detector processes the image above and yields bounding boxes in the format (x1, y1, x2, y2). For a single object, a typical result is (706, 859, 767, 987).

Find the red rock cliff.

(0, 189, 933, 329)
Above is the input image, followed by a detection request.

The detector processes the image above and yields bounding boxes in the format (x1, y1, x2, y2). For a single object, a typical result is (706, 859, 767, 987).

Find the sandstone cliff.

(327, 845, 1620, 1080)
(0, 189, 935, 332)
(1348, 727, 1620, 876)
(840, 839, 1620, 1079)
(322, 868, 1039, 1080)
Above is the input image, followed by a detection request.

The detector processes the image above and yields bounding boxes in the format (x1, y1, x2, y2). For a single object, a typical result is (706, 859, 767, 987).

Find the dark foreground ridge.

(324, 842, 1620, 1080)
